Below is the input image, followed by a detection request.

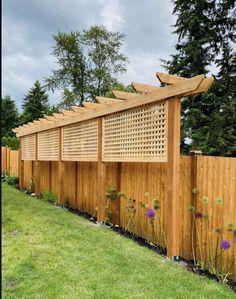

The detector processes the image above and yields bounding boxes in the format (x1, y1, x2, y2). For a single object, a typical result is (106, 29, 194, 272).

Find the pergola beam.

(132, 77, 214, 97)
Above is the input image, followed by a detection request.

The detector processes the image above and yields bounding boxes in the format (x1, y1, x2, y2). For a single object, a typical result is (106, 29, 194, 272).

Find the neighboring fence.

(3, 146, 235, 280)
(1, 147, 19, 176)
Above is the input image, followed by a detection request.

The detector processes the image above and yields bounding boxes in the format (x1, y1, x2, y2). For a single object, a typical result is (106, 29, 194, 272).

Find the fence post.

(1, 147, 7, 173)
(19, 139, 24, 190)
(7, 148, 10, 173)
(166, 97, 181, 258)
(58, 127, 65, 205)
(97, 117, 106, 223)
(35, 133, 41, 195)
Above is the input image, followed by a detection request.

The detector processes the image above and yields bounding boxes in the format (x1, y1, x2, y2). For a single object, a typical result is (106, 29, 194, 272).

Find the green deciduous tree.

(1, 95, 19, 137)
(45, 25, 128, 105)
(20, 80, 50, 124)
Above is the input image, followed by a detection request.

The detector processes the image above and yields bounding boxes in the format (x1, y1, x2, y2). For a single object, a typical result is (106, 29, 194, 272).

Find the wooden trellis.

(13, 72, 214, 258)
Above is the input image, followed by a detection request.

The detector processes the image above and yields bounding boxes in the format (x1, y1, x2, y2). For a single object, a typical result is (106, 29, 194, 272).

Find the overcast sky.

(2, 0, 177, 110)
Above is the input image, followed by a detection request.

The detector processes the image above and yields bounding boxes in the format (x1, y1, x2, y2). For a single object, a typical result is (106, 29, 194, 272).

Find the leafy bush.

(1, 136, 20, 150)
(2, 171, 19, 189)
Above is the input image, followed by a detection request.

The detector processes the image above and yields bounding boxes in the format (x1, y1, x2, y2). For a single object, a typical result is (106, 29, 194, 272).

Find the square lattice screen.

(62, 119, 98, 161)
(103, 102, 168, 162)
(38, 128, 60, 161)
(22, 134, 36, 160)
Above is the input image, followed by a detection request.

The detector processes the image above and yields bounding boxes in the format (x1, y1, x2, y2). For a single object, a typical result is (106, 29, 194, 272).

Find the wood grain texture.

(103, 102, 168, 162)
(15, 75, 204, 137)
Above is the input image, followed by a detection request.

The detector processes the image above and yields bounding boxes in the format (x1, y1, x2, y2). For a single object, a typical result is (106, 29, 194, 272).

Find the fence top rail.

(13, 72, 213, 137)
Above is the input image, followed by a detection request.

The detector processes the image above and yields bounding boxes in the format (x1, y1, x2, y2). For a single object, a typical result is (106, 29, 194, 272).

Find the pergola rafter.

(13, 73, 213, 137)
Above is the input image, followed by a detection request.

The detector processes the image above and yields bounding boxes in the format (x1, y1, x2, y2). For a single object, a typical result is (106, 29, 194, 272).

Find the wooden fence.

(3, 146, 235, 280)
(1, 147, 19, 176)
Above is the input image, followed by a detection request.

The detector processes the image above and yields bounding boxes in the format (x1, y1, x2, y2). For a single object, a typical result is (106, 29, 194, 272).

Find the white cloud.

(99, 0, 124, 30)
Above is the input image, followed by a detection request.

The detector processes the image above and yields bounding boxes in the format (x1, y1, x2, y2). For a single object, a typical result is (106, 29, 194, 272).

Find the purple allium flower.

(195, 212, 203, 219)
(221, 240, 231, 250)
(234, 238, 236, 244)
(146, 208, 155, 218)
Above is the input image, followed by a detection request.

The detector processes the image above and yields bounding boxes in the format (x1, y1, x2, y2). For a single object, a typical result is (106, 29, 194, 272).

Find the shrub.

(2, 170, 19, 189)
(5, 176, 19, 189)
(1, 136, 20, 150)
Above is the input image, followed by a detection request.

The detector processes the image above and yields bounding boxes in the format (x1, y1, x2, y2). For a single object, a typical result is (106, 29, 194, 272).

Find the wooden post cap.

(190, 150, 202, 155)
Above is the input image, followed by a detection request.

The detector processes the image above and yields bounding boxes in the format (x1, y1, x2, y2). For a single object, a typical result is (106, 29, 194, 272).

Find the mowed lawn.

(2, 183, 235, 299)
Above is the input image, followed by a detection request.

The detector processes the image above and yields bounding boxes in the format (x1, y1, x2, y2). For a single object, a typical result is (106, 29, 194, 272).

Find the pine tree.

(162, 0, 236, 156)
(1, 95, 19, 137)
(20, 80, 50, 124)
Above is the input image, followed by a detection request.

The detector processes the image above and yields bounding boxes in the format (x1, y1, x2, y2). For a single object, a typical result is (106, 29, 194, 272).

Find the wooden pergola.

(13, 72, 213, 258)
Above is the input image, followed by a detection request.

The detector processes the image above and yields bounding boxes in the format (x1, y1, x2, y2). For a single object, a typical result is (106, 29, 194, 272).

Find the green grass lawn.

(2, 182, 235, 299)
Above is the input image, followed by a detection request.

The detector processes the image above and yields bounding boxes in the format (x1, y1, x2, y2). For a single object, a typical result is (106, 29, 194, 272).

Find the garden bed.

(66, 205, 236, 292)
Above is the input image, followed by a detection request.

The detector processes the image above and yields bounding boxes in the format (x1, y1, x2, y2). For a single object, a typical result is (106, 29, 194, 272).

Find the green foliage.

(1, 136, 20, 150)
(1, 95, 19, 137)
(20, 80, 50, 124)
(105, 83, 136, 98)
(45, 25, 128, 105)
(140, 193, 166, 250)
(2, 171, 19, 189)
(161, 0, 236, 156)
(25, 177, 35, 195)
(42, 192, 58, 204)
(57, 88, 78, 110)
(104, 185, 126, 224)
(189, 190, 234, 283)
(3, 182, 234, 298)
(123, 198, 136, 233)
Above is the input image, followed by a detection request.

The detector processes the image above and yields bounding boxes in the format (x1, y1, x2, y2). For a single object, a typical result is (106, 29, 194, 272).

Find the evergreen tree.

(1, 95, 19, 137)
(57, 88, 78, 110)
(162, 0, 236, 156)
(45, 25, 128, 104)
(20, 80, 50, 124)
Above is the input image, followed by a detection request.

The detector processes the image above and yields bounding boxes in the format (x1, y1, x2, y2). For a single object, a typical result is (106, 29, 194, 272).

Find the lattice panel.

(103, 102, 168, 162)
(38, 129, 60, 161)
(22, 134, 36, 160)
(62, 119, 98, 161)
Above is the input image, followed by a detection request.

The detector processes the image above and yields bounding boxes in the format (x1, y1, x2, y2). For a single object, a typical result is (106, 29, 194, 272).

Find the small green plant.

(123, 198, 136, 233)
(91, 207, 98, 220)
(189, 189, 233, 283)
(42, 192, 58, 204)
(25, 177, 35, 194)
(140, 193, 166, 251)
(104, 185, 126, 225)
